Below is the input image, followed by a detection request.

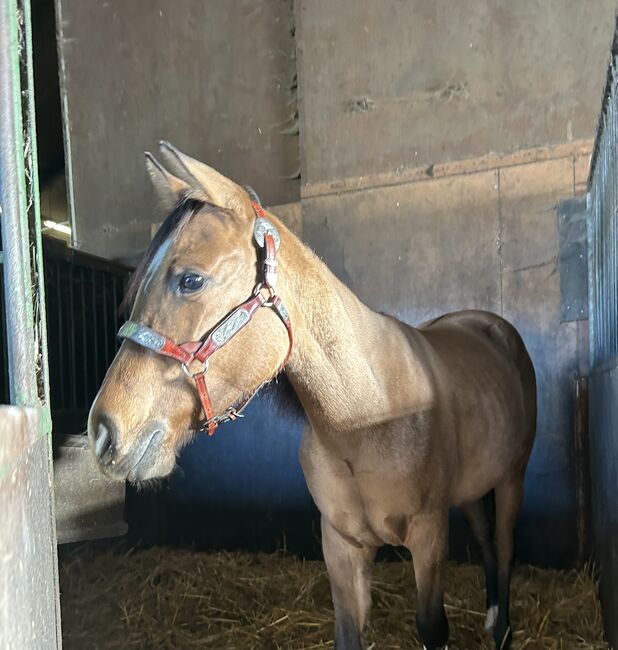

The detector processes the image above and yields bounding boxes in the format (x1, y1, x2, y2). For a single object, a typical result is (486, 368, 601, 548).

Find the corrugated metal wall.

(587, 17, 618, 649)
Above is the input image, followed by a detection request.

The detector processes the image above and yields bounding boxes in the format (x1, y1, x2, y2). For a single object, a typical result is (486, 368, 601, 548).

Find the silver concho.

(212, 308, 251, 347)
(253, 218, 281, 250)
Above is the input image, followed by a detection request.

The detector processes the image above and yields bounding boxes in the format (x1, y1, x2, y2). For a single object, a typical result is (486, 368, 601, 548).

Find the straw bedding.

(59, 545, 607, 649)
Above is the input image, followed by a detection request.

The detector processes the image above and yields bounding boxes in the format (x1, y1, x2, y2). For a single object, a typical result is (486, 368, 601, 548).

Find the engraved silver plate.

(119, 321, 165, 351)
(212, 308, 251, 346)
(253, 218, 281, 250)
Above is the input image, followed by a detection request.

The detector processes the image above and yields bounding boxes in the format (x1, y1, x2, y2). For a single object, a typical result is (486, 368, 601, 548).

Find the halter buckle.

(253, 282, 277, 306)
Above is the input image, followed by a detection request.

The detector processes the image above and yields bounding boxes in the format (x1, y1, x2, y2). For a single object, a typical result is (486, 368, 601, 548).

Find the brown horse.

(88, 143, 536, 650)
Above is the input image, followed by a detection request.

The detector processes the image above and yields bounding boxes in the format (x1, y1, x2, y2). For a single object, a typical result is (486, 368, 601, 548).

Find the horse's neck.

(273, 214, 433, 434)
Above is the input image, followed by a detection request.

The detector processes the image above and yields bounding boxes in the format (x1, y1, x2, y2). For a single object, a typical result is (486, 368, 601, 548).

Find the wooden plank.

(499, 158, 573, 274)
(499, 159, 580, 565)
(0, 407, 59, 649)
(56, 0, 299, 260)
(296, 0, 614, 186)
(270, 201, 302, 237)
(575, 153, 592, 194)
(54, 435, 127, 544)
(302, 171, 500, 325)
(302, 140, 592, 200)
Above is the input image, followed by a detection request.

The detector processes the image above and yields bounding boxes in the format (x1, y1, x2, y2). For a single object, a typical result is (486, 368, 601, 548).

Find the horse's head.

(88, 142, 293, 482)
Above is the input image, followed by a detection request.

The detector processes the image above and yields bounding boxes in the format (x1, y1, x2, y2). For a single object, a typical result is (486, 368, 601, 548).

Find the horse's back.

(420, 310, 533, 380)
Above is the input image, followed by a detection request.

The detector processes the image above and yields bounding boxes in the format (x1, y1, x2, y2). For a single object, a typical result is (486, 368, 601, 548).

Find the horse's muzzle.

(89, 413, 165, 482)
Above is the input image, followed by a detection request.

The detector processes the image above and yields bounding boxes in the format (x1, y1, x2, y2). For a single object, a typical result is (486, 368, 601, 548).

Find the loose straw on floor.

(59, 546, 607, 649)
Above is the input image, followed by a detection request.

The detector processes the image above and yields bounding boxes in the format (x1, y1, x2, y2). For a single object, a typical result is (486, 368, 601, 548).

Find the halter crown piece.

(117, 198, 293, 436)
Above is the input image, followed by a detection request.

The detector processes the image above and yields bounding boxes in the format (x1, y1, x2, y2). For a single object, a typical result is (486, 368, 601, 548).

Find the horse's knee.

(416, 603, 449, 650)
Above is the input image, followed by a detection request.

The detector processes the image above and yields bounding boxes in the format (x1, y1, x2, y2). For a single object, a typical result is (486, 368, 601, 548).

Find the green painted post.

(0, 0, 61, 646)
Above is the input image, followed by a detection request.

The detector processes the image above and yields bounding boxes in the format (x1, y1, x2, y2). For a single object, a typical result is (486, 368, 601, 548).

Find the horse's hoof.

(484, 605, 499, 631)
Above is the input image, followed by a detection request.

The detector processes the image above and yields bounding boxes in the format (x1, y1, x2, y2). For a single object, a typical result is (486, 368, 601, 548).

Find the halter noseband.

(117, 200, 293, 436)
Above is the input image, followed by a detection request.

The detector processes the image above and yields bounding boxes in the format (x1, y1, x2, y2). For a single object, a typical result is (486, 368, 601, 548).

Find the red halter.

(118, 201, 293, 436)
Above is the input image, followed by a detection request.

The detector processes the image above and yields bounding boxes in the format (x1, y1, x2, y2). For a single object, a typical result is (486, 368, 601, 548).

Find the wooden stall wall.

(293, 0, 614, 566)
(52, 1, 616, 562)
(55, 0, 299, 260)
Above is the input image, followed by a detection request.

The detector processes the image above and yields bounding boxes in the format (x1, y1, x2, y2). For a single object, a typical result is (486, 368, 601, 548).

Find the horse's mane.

(121, 197, 205, 312)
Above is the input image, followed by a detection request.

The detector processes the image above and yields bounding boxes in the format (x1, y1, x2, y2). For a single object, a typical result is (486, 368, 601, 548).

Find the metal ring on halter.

(182, 358, 209, 379)
(253, 282, 277, 305)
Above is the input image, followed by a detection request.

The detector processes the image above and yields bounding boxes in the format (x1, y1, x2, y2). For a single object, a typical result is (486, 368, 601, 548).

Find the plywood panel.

(499, 160, 579, 565)
(499, 158, 574, 273)
(303, 171, 500, 325)
(57, 0, 299, 259)
(296, 0, 615, 186)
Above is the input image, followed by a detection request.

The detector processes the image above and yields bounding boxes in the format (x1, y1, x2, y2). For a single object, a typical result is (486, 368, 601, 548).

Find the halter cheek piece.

(117, 200, 293, 436)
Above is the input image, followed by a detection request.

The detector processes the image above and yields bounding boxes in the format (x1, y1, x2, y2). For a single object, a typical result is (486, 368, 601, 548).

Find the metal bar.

(56, 262, 65, 406)
(0, 0, 37, 405)
(101, 271, 109, 367)
(0, 0, 60, 646)
(80, 266, 88, 402)
(91, 267, 99, 382)
(68, 263, 77, 409)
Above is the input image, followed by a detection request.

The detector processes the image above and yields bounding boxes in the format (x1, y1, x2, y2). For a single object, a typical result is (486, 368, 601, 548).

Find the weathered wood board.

(56, 0, 299, 260)
(302, 156, 584, 566)
(295, 0, 614, 187)
(0, 407, 60, 649)
(303, 171, 501, 324)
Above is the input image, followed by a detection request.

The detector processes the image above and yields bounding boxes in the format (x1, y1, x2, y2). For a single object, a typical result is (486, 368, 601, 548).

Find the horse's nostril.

(94, 416, 116, 463)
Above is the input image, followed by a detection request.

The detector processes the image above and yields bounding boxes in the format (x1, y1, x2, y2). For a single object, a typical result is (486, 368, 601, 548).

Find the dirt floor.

(59, 545, 607, 649)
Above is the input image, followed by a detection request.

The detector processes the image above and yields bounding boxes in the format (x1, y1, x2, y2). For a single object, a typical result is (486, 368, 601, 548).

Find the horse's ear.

(158, 141, 251, 215)
(145, 152, 194, 210)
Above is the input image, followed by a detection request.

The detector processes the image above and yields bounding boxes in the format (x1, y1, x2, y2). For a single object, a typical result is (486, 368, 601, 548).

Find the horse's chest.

(299, 433, 422, 546)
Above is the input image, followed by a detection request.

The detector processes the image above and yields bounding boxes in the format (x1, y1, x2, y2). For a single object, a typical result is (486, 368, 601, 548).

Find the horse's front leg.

(406, 511, 450, 650)
(321, 516, 377, 650)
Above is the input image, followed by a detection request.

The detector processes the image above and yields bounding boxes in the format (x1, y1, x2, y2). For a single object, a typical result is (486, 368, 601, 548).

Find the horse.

(88, 142, 537, 650)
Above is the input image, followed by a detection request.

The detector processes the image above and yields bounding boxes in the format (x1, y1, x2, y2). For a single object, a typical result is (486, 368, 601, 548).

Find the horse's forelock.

(120, 197, 205, 313)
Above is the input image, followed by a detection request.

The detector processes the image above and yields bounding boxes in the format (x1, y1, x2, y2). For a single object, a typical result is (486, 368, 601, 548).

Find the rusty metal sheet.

(302, 171, 501, 325)
(295, 0, 615, 187)
(558, 197, 588, 321)
(0, 407, 60, 649)
(56, 0, 299, 260)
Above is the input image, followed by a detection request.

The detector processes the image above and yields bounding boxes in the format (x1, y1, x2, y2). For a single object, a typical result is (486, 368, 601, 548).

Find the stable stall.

(2, 1, 618, 648)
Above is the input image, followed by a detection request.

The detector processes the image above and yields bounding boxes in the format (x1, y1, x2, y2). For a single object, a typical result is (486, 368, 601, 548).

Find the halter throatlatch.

(117, 199, 293, 436)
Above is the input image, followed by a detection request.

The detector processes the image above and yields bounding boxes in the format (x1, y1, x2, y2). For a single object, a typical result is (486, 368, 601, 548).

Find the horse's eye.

(179, 273, 205, 294)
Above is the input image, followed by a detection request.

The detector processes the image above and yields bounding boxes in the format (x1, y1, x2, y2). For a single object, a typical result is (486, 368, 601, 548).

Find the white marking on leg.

(485, 604, 499, 631)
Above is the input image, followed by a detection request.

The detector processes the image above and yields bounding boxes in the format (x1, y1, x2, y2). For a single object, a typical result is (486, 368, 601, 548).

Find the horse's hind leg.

(462, 496, 498, 631)
(406, 511, 450, 650)
(493, 475, 525, 650)
(321, 517, 377, 649)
